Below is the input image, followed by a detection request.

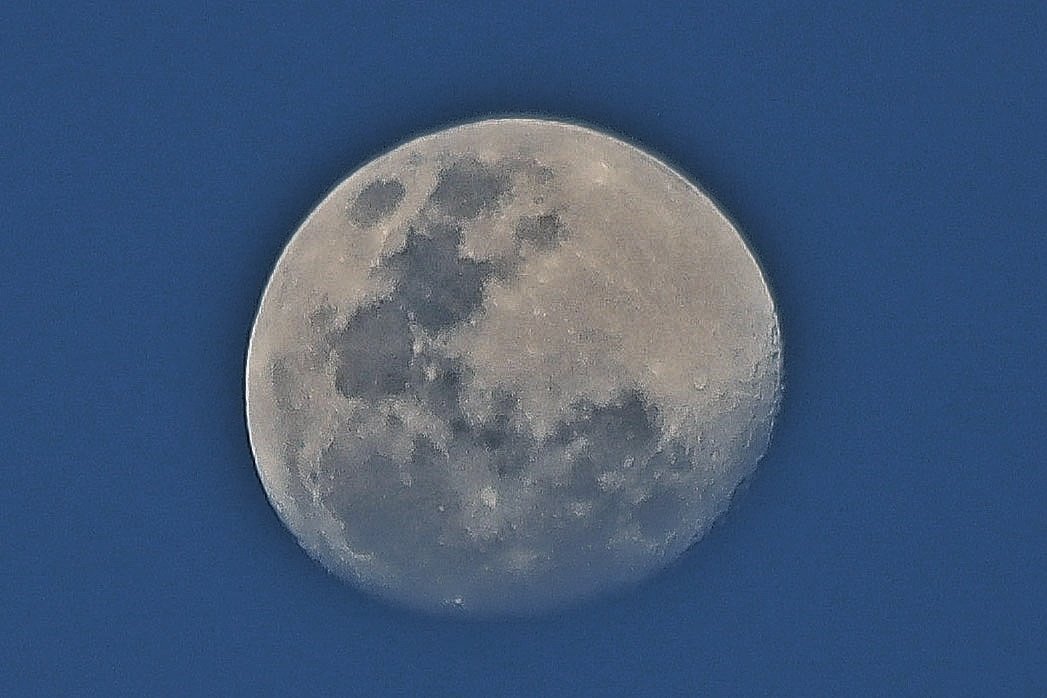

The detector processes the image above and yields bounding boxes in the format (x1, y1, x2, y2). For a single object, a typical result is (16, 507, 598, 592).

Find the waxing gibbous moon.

(245, 118, 781, 615)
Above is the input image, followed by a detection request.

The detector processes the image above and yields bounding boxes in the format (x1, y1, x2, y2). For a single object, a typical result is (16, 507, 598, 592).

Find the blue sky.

(2, 3, 1044, 695)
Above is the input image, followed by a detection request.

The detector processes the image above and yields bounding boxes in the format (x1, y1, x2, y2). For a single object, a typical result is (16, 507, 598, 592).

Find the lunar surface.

(246, 118, 781, 615)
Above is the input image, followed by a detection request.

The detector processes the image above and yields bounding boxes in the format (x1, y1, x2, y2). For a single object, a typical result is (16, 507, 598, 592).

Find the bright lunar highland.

(246, 118, 782, 615)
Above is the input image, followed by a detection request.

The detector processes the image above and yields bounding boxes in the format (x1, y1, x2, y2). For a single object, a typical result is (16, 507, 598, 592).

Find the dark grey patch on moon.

(428, 157, 511, 220)
(515, 212, 568, 249)
(348, 178, 406, 228)
(383, 221, 493, 332)
(315, 379, 690, 597)
(332, 300, 413, 399)
(550, 391, 673, 494)
(333, 190, 509, 399)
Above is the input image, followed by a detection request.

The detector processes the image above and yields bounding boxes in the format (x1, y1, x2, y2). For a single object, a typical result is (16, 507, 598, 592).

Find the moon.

(246, 118, 782, 615)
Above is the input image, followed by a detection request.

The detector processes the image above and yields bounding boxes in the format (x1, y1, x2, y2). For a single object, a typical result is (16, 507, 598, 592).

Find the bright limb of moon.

(245, 118, 781, 615)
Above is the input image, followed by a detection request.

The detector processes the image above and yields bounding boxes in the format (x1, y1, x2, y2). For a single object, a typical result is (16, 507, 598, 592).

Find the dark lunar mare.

(331, 158, 533, 472)
(347, 179, 406, 228)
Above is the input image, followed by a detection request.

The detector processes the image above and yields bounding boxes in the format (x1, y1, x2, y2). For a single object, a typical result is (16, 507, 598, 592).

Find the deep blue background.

(3, 3, 1045, 695)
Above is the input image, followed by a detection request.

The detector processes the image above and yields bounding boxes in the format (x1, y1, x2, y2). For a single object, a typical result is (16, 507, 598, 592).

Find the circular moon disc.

(246, 118, 781, 615)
